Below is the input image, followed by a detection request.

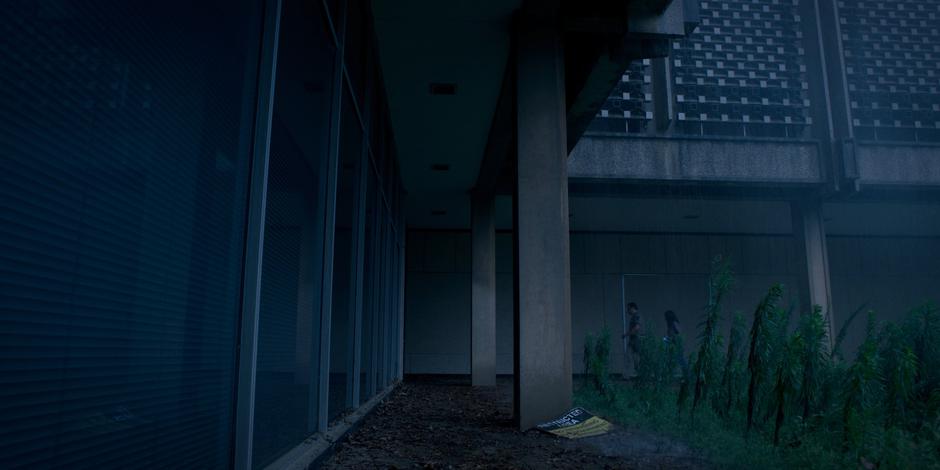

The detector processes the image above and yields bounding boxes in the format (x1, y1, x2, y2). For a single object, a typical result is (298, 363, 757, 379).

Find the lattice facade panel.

(840, 0, 940, 142)
(587, 59, 652, 134)
(671, 0, 812, 138)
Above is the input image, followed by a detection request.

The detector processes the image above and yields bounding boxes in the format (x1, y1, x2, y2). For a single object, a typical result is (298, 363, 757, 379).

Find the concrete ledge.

(568, 135, 823, 184)
(263, 381, 399, 470)
(855, 143, 940, 187)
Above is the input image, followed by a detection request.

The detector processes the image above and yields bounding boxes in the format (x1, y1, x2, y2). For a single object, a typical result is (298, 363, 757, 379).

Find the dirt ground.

(321, 377, 711, 469)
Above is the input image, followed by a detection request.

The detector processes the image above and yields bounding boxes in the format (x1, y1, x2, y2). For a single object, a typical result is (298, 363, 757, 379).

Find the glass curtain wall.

(251, 0, 335, 466)
(328, 88, 362, 422)
(0, 0, 404, 467)
(0, 1, 266, 467)
(252, 0, 404, 464)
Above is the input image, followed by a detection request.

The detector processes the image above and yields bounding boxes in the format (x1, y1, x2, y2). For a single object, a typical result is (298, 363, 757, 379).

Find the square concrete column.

(651, 58, 673, 133)
(513, 2, 572, 430)
(471, 195, 497, 387)
(791, 199, 835, 345)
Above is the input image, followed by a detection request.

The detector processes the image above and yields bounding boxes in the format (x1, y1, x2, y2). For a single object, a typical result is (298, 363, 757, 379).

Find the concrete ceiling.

(372, 2, 940, 238)
(373, 0, 520, 227)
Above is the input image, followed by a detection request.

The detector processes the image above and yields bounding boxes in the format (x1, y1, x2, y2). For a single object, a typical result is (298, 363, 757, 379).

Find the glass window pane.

(0, 1, 264, 467)
(344, 0, 366, 104)
(359, 170, 379, 401)
(370, 79, 385, 165)
(328, 90, 362, 422)
(252, 0, 334, 466)
(392, 241, 402, 378)
(326, 0, 344, 35)
(384, 222, 395, 385)
(375, 216, 389, 389)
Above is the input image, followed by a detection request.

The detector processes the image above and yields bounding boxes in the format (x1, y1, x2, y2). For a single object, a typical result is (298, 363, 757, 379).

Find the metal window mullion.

(233, 0, 282, 468)
(320, 0, 344, 51)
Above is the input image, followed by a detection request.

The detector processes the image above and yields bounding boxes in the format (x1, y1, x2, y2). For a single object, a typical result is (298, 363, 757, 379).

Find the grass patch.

(575, 256, 940, 470)
(575, 382, 848, 469)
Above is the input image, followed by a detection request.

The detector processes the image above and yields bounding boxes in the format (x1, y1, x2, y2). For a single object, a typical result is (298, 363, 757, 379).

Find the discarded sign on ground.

(535, 407, 613, 439)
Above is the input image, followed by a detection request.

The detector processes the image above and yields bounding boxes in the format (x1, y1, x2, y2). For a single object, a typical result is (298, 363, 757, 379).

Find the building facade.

(4, 0, 938, 468)
(406, 0, 940, 378)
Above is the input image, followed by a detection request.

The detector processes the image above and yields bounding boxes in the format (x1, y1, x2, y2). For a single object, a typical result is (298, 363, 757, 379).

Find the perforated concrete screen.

(671, 0, 811, 137)
(840, 0, 940, 142)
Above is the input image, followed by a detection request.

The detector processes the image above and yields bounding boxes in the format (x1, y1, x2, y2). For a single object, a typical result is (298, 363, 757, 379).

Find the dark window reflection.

(252, 0, 334, 466)
(328, 90, 362, 422)
(359, 170, 379, 401)
(0, 1, 264, 467)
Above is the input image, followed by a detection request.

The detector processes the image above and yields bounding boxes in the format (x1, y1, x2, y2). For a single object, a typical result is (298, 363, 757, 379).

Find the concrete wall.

(403, 231, 472, 373)
(854, 144, 940, 188)
(404, 230, 940, 375)
(829, 236, 940, 355)
(568, 135, 823, 184)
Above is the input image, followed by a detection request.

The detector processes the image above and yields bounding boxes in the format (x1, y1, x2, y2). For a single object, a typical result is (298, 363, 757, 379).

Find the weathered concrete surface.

(514, 4, 573, 431)
(791, 200, 834, 343)
(628, 0, 695, 36)
(568, 135, 823, 183)
(855, 144, 940, 186)
(471, 195, 496, 387)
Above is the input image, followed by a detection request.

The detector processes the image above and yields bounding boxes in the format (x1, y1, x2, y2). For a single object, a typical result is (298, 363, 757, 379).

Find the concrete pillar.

(791, 199, 835, 344)
(471, 195, 497, 387)
(513, 2, 572, 430)
(651, 57, 673, 133)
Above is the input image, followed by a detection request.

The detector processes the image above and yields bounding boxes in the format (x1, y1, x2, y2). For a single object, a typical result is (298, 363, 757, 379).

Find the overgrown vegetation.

(577, 256, 940, 469)
(583, 326, 614, 400)
(690, 256, 734, 423)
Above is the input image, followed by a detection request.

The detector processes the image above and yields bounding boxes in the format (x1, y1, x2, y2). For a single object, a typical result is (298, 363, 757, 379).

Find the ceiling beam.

(471, 45, 515, 198)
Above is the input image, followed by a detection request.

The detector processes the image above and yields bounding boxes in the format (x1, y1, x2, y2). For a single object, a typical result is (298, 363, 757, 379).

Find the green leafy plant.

(831, 303, 868, 362)
(691, 256, 734, 422)
(841, 313, 884, 455)
(771, 333, 802, 446)
(578, 273, 940, 468)
(746, 284, 784, 436)
(583, 327, 614, 400)
(799, 306, 828, 421)
(718, 312, 746, 416)
(881, 323, 917, 430)
(635, 328, 677, 394)
(583, 332, 595, 389)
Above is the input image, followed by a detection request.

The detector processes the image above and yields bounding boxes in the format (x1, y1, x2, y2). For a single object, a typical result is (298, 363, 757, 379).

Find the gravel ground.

(321, 377, 711, 469)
